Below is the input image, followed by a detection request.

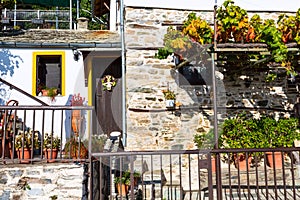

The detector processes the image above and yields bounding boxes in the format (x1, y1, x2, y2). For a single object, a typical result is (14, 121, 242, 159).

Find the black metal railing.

(90, 147, 300, 200)
(0, 105, 93, 164)
(2, 103, 300, 200)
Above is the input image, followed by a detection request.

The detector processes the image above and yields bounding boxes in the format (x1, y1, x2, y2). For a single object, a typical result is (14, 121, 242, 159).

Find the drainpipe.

(212, 1, 222, 200)
(212, 1, 218, 149)
(120, 0, 127, 146)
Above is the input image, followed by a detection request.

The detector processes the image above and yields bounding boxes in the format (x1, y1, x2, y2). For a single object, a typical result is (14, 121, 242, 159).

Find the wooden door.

(95, 56, 122, 136)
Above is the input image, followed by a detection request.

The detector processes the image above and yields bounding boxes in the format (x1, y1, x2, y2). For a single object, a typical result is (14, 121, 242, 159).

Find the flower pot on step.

(44, 149, 58, 163)
(234, 154, 252, 171)
(266, 152, 283, 169)
(17, 148, 31, 164)
(116, 183, 129, 196)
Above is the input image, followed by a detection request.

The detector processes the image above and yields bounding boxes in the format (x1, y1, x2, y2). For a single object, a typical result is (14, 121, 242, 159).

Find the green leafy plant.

(43, 133, 61, 150)
(114, 170, 141, 186)
(47, 88, 58, 98)
(158, 1, 300, 79)
(216, 0, 249, 43)
(183, 12, 213, 44)
(277, 9, 300, 44)
(193, 129, 215, 149)
(15, 130, 40, 150)
(155, 48, 173, 59)
(219, 114, 300, 163)
(63, 137, 88, 159)
(162, 89, 176, 100)
(220, 115, 265, 150)
(260, 116, 300, 148)
(83, 134, 107, 153)
(42, 87, 58, 99)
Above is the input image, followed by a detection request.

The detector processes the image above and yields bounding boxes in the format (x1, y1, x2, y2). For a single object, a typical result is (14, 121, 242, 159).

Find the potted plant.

(43, 133, 61, 163)
(219, 114, 265, 170)
(114, 170, 141, 196)
(260, 116, 300, 169)
(194, 128, 217, 172)
(162, 89, 176, 108)
(63, 136, 88, 160)
(83, 134, 107, 153)
(41, 87, 58, 101)
(14, 130, 40, 163)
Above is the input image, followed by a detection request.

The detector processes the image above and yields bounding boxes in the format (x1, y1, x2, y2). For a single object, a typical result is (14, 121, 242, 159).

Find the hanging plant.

(156, 0, 300, 80)
(101, 75, 117, 91)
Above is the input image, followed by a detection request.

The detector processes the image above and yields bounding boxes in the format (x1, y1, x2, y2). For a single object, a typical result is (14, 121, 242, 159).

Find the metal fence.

(2, 105, 300, 199)
(0, 104, 93, 164)
(2, 9, 70, 29)
(90, 147, 300, 200)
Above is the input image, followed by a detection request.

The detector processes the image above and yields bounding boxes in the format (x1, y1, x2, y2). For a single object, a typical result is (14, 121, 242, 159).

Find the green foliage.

(162, 89, 176, 100)
(183, 13, 213, 44)
(43, 133, 61, 150)
(155, 48, 173, 59)
(220, 115, 300, 149)
(216, 0, 249, 42)
(83, 134, 107, 152)
(220, 114, 300, 163)
(15, 130, 40, 150)
(259, 19, 288, 63)
(64, 137, 88, 159)
(277, 9, 300, 44)
(159, 1, 300, 78)
(220, 116, 265, 150)
(261, 117, 300, 148)
(266, 73, 277, 82)
(0, 0, 16, 8)
(193, 129, 215, 149)
(114, 170, 141, 186)
(80, 0, 104, 30)
(162, 27, 192, 57)
(50, 195, 58, 200)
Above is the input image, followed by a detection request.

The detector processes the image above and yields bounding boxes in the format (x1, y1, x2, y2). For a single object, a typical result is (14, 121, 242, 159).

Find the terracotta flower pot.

(41, 89, 48, 96)
(116, 183, 129, 196)
(17, 148, 31, 164)
(234, 154, 252, 171)
(266, 152, 283, 169)
(44, 149, 58, 163)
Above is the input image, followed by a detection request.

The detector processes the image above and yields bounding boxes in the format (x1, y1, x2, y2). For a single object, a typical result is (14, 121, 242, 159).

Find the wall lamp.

(73, 49, 81, 61)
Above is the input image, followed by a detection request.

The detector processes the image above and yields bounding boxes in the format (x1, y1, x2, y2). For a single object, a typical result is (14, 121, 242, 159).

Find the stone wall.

(0, 163, 85, 199)
(124, 7, 299, 151)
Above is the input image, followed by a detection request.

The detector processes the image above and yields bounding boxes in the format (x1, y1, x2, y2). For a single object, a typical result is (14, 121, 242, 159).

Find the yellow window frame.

(32, 51, 66, 96)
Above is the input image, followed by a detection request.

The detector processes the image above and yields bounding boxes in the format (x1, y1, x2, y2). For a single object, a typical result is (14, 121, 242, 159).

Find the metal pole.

(213, 1, 218, 149)
(13, 4, 16, 27)
(120, 0, 127, 146)
(56, 6, 58, 30)
(4, 8, 7, 30)
(212, 1, 223, 200)
(77, 0, 80, 19)
(70, 0, 72, 30)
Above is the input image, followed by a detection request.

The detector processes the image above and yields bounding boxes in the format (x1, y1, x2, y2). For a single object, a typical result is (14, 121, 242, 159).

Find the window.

(32, 52, 65, 96)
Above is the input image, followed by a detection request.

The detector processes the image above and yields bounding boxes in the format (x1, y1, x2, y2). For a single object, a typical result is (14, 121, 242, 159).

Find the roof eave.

(0, 42, 121, 49)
